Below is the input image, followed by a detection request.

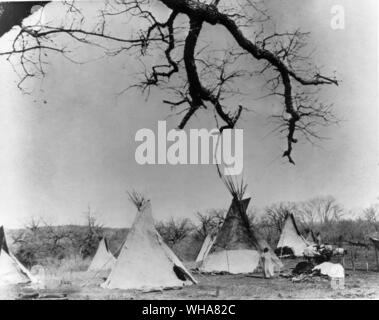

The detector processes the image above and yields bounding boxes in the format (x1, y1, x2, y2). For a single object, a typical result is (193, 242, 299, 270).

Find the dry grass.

(9, 255, 379, 300)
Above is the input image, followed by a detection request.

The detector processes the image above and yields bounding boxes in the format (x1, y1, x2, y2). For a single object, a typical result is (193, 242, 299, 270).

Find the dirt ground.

(71, 270, 379, 300)
(5, 258, 379, 300)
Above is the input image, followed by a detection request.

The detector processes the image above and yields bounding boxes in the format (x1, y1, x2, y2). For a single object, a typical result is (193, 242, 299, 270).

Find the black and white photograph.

(0, 0, 378, 303)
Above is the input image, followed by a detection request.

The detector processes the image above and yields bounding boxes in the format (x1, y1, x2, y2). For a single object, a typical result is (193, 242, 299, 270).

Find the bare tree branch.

(0, 0, 340, 164)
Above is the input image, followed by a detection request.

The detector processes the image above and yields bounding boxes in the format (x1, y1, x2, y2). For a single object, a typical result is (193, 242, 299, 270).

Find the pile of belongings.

(284, 260, 345, 283)
(275, 215, 347, 259)
(312, 262, 345, 278)
(274, 246, 295, 258)
(304, 244, 346, 264)
(279, 261, 314, 279)
(290, 261, 317, 283)
(317, 244, 347, 259)
(303, 244, 319, 258)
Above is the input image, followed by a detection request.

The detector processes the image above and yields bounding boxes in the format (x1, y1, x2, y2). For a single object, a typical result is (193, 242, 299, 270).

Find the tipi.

(276, 214, 308, 257)
(195, 217, 224, 265)
(88, 237, 116, 271)
(199, 175, 281, 274)
(196, 217, 282, 272)
(304, 229, 317, 245)
(0, 226, 33, 286)
(195, 232, 217, 265)
(102, 193, 197, 290)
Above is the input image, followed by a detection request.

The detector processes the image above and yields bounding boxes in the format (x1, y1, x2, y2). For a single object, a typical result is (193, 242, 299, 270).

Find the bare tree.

(12, 216, 73, 266)
(364, 207, 378, 224)
(301, 196, 344, 225)
(13, 216, 43, 246)
(10, 217, 41, 249)
(156, 217, 194, 245)
(25, 216, 42, 234)
(195, 208, 225, 240)
(0, 0, 339, 164)
(43, 221, 73, 258)
(11, 231, 27, 247)
(364, 204, 379, 233)
(79, 205, 104, 258)
(264, 201, 299, 232)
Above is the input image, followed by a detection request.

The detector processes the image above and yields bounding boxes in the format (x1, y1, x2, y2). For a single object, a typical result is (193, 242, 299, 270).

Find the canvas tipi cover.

(102, 201, 197, 290)
(199, 198, 264, 274)
(0, 226, 33, 286)
(195, 233, 217, 264)
(197, 220, 283, 271)
(305, 229, 317, 245)
(277, 214, 308, 256)
(88, 237, 116, 271)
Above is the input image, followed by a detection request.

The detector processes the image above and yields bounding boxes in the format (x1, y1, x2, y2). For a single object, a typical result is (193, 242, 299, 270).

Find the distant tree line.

(10, 195, 379, 267)
(11, 207, 106, 267)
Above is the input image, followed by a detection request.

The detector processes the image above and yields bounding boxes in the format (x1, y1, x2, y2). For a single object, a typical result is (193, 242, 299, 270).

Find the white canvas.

(0, 250, 31, 286)
(277, 215, 308, 257)
(199, 249, 260, 274)
(88, 238, 116, 271)
(102, 201, 196, 290)
(195, 233, 216, 263)
(313, 262, 345, 278)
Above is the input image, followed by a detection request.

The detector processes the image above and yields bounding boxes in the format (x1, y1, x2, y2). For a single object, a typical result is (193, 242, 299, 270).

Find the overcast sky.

(0, 0, 378, 228)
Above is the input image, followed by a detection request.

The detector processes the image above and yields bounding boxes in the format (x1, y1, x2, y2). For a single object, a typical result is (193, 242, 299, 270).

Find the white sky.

(0, 0, 378, 228)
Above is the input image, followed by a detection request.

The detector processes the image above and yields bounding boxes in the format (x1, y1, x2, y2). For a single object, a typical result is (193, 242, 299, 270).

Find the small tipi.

(276, 214, 308, 257)
(88, 237, 116, 271)
(102, 193, 197, 290)
(195, 232, 217, 265)
(0, 226, 33, 286)
(305, 229, 317, 245)
(198, 175, 280, 274)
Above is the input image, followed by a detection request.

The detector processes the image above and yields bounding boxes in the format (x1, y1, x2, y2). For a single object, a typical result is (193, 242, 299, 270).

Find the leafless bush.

(263, 202, 301, 232)
(13, 216, 73, 267)
(156, 217, 194, 246)
(78, 206, 104, 258)
(364, 204, 379, 229)
(195, 209, 226, 240)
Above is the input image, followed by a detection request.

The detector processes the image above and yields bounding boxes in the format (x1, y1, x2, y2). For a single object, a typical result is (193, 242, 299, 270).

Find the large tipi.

(196, 213, 282, 272)
(102, 194, 197, 290)
(199, 175, 281, 274)
(88, 237, 116, 271)
(0, 226, 34, 286)
(276, 214, 308, 257)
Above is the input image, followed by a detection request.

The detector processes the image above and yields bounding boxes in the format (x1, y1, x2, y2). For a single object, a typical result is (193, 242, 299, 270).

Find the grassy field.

(3, 226, 379, 300)
(3, 254, 378, 300)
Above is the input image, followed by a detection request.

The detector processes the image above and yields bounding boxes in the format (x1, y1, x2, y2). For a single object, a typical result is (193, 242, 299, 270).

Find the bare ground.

(7, 258, 379, 300)
(70, 270, 379, 300)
